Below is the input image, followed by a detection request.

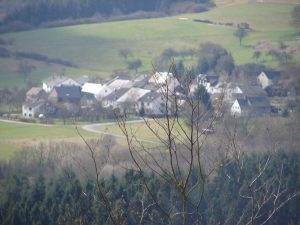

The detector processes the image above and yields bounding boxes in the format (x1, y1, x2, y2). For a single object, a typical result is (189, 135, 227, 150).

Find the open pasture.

(0, 2, 298, 88)
(0, 121, 97, 159)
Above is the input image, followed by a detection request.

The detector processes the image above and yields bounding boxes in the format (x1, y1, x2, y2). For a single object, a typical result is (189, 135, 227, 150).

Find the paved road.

(0, 118, 159, 144)
(81, 120, 160, 144)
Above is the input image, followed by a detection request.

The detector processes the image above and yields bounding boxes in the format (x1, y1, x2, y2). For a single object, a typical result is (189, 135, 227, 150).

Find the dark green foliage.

(196, 43, 235, 75)
(171, 60, 185, 82)
(234, 27, 249, 46)
(127, 59, 142, 72)
(158, 43, 235, 77)
(0, 152, 299, 225)
(282, 108, 289, 117)
(265, 85, 273, 97)
(193, 85, 212, 110)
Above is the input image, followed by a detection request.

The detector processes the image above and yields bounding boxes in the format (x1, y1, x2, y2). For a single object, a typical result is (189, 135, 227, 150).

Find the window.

(29, 107, 32, 111)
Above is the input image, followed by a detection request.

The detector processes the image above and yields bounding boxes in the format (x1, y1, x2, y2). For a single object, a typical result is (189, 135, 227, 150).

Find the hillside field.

(0, 121, 97, 160)
(0, 2, 299, 88)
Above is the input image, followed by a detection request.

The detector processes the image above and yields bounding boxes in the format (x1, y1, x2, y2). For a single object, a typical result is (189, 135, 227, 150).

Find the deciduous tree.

(234, 27, 248, 46)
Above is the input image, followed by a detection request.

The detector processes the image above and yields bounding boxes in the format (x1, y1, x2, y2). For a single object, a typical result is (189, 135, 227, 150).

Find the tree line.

(0, 151, 299, 225)
(3, 0, 212, 26)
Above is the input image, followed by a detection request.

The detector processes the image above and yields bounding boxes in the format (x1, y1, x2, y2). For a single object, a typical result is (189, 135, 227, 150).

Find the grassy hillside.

(0, 2, 298, 88)
(0, 121, 96, 160)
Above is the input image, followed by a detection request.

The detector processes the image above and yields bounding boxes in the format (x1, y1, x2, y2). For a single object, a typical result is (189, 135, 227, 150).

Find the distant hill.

(1, 0, 213, 28)
(0, 2, 298, 88)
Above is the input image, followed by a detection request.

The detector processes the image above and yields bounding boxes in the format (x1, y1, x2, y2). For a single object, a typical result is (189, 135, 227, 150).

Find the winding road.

(81, 120, 160, 144)
(0, 118, 160, 144)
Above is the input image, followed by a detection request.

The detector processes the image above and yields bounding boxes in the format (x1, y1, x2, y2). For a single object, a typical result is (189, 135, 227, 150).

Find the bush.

(19, 117, 36, 123)
(15, 51, 77, 68)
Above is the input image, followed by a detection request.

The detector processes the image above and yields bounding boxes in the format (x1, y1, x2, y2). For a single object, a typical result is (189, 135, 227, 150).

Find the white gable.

(233, 86, 243, 94)
(231, 100, 242, 116)
(149, 72, 172, 84)
(257, 72, 272, 89)
(95, 86, 113, 99)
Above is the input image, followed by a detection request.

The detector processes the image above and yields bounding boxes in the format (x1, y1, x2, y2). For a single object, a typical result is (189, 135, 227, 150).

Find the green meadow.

(0, 121, 97, 160)
(0, 2, 298, 88)
(0, 1, 299, 158)
(96, 119, 192, 144)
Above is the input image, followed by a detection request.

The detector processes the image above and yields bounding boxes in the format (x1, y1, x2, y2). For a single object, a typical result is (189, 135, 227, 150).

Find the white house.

(190, 74, 220, 95)
(257, 72, 272, 89)
(231, 95, 270, 117)
(230, 98, 248, 117)
(106, 77, 132, 89)
(115, 88, 150, 114)
(59, 78, 80, 87)
(81, 83, 103, 97)
(117, 88, 150, 104)
(149, 72, 180, 92)
(101, 88, 130, 108)
(224, 83, 243, 103)
(22, 99, 46, 118)
(138, 91, 174, 116)
(96, 77, 133, 100)
(42, 75, 80, 93)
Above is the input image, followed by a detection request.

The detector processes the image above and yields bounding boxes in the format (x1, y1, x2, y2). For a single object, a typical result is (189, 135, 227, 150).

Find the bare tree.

(116, 64, 224, 225)
(252, 51, 261, 63)
(234, 27, 248, 46)
(127, 59, 142, 72)
(115, 62, 299, 225)
(73, 62, 299, 225)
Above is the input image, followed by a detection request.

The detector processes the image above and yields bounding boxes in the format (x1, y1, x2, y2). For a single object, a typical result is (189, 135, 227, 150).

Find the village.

(21, 69, 290, 122)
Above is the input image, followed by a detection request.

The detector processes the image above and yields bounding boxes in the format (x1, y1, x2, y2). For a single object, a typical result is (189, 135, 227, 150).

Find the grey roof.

(263, 70, 281, 79)
(103, 88, 129, 101)
(132, 77, 149, 88)
(26, 87, 47, 101)
(26, 87, 43, 96)
(23, 98, 47, 108)
(236, 98, 248, 109)
(248, 96, 270, 107)
(240, 85, 266, 96)
(139, 91, 161, 103)
(55, 85, 81, 101)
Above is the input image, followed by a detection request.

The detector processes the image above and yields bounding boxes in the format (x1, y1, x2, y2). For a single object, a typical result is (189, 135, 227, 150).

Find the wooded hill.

(2, 0, 213, 27)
